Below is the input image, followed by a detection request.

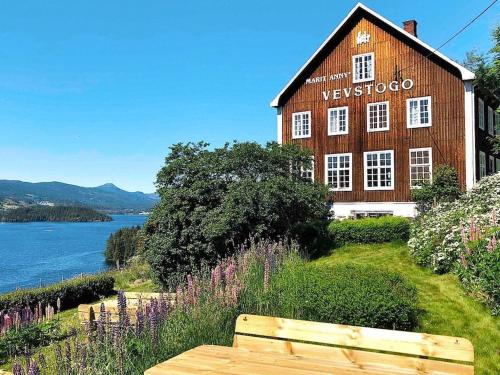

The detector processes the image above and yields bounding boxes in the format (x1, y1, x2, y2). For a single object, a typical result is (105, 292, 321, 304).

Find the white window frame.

(324, 153, 353, 192)
(407, 96, 432, 128)
(409, 147, 433, 188)
(364, 150, 395, 191)
(292, 111, 311, 139)
(367, 101, 390, 132)
(301, 156, 314, 182)
(496, 111, 500, 135)
(489, 155, 495, 175)
(352, 52, 374, 83)
(479, 151, 486, 179)
(496, 158, 500, 173)
(327, 106, 349, 136)
(488, 106, 494, 135)
(478, 98, 485, 130)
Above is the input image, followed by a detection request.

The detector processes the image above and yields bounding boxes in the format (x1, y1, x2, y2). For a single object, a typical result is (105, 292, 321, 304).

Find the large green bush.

(145, 141, 330, 288)
(0, 274, 115, 312)
(263, 262, 418, 330)
(328, 216, 410, 245)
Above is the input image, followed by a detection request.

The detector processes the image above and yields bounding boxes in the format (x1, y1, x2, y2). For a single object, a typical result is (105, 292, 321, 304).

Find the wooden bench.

(78, 292, 175, 324)
(230, 314, 474, 374)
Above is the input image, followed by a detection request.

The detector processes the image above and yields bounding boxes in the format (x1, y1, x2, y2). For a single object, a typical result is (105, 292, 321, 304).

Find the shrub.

(411, 165, 462, 214)
(409, 173, 500, 313)
(328, 216, 410, 245)
(0, 273, 115, 312)
(105, 226, 142, 266)
(145, 141, 330, 288)
(264, 262, 418, 330)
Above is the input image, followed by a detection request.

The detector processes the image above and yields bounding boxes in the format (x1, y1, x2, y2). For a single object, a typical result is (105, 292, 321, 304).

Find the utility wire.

(398, 0, 498, 75)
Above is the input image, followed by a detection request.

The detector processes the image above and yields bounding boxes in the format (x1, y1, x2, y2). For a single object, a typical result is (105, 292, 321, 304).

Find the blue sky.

(1, 0, 498, 193)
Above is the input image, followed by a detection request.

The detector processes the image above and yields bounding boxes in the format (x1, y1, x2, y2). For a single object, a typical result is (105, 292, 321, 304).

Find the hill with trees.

(0, 206, 112, 222)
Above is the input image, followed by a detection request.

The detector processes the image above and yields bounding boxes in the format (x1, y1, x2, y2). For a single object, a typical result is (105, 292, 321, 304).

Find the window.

(479, 151, 486, 179)
(328, 107, 348, 135)
(367, 101, 389, 132)
(325, 153, 352, 191)
(352, 52, 374, 83)
(407, 97, 432, 128)
(496, 112, 500, 135)
(364, 150, 394, 190)
(409, 148, 432, 188)
(301, 157, 314, 182)
(497, 158, 500, 173)
(488, 107, 494, 135)
(292, 111, 311, 139)
(478, 98, 485, 130)
(489, 155, 495, 175)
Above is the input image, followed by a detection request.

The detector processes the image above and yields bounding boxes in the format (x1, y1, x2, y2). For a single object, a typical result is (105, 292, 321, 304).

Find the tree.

(463, 24, 500, 150)
(411, 165, 462, 214)
(144, 141, 330, 287)
(104, 226, 142, 266)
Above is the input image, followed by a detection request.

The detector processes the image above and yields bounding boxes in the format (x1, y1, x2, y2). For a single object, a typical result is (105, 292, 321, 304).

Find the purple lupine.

(225, 260, 236, 285)
(149, 308, 158, 350)
(263, 257, 270, 292)
(12, 362, 24, 375)
(65, 340, 72, 371)
(117, 291, 130, 329)
(159, 293, 169, 320)
(187, 275, 196, 306)
(96, 303, 106, 342)
(27, 361, 40, 375)
(79, 345, 88, 370)
(135, 307, 145, 335)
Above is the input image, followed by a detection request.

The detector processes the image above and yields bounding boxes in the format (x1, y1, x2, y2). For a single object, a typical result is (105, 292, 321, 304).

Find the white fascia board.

(270, 2, 475, 108)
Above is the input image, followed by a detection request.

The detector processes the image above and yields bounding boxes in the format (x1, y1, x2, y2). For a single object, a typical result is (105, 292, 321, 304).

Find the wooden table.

(145, 345, 428, 375)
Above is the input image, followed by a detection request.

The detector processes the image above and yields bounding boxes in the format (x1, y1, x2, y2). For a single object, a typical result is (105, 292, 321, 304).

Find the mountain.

(0, 180, 159, 213)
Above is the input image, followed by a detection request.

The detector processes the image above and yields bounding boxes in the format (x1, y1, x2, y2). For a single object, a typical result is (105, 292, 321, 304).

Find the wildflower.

(96, 303, 106, 342)
(12, 361, 24, 375)
(117, 291, 130, 329)
(460, 223, 467, 245)
(65, 340, 72, 371)
(149, 308, 158, 350)
(135, 307, 145, 335)
(225, 260, 236, 285)
(264, 257, 270, 292)
(37, 353, 47, 370)
(491, 210, 497, 226)
(459, 253, 468, 268)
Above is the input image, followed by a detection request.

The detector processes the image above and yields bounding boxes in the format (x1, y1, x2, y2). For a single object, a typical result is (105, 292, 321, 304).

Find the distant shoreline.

(0, 206, 112, 223)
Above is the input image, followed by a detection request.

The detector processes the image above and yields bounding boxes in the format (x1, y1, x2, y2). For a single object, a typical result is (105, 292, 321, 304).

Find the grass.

(315, 241, 500, 375)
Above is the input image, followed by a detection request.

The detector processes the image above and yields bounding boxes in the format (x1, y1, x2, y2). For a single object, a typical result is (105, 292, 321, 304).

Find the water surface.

(0, 215, 146, 293)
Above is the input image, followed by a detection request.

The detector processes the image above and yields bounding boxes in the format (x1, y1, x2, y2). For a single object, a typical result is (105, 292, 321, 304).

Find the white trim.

(488, 106, 494, 135)
(325, 153, 353, 191)
(479, 151, 486, 179)
(352, 52, 374, 83)
(478, 98, 485, 130)
(327, 106, 349, 135)
(276, 107, 283, 144)
(409, 147, 432, 188)
(464, 81, 475, 189)
(406, 96, 432, 128)
(364, 150, 395, 190)
(291, 111, 312, 139)
(270, 2, 474, 107)
(331, 201, 417, 218)
(301, 156, 315, 182)
(367, 101, 390, 132)
(496, 158, 500, 173)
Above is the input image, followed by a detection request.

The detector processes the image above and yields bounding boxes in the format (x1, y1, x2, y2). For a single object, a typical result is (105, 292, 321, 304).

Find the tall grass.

(12, 240, 418, 375)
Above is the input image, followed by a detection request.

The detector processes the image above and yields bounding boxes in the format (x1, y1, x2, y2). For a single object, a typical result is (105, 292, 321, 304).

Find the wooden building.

(271, 3, 499, 218)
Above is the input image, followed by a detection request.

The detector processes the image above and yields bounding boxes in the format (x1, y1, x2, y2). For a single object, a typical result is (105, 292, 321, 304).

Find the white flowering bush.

(408, 173, 500, 313)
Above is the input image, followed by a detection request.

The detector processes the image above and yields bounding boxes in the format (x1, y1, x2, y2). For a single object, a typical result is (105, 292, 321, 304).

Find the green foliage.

(145, 141, 330, 287)
(463, 24, 500, 97)
(411, 165, 462, 214)
(0, 274, 115, 312)
(0, 320, 62, 364)
(328, 216, 410, 245)
(104, 226, 142, 265)
(265, 262, 418, 330)
(0, 206, 111, 223)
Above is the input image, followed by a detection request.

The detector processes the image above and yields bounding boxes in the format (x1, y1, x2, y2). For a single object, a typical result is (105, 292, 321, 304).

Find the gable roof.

(270, 2, 475, 108)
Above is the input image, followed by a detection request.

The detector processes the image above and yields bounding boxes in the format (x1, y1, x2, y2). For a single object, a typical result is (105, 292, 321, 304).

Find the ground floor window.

(325, 153, 352, 191)
(489, 155, 495, 175)
(479, 151, 486, 179)
(301, 157, 314, 182)
(409, 148, 432, 188)
(364, 150, 394, 190)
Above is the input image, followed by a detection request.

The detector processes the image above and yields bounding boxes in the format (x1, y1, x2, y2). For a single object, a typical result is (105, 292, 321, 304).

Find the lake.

(0, 215, 147, 294)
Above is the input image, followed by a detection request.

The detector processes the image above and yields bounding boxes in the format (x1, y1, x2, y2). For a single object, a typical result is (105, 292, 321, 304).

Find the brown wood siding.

(281, 16, 466, 203)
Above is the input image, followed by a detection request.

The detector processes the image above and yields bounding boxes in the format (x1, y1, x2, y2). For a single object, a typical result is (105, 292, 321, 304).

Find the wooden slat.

(233, 335, 473, 375)
(235, 315, 474, 363)
(145, 345, 470, 375)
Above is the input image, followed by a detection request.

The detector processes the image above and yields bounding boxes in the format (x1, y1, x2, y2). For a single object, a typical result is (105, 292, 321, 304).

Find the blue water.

(0, 215, 147, 293)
